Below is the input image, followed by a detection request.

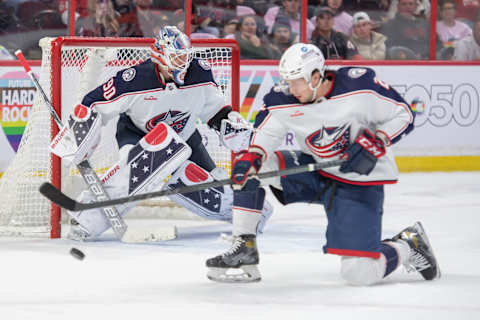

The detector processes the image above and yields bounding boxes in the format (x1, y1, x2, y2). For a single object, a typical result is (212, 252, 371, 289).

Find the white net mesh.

(0, 38, 54, 237)
(0, 37, 237, 237)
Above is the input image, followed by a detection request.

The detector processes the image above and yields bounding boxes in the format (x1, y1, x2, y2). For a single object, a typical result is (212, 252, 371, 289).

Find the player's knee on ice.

(340, 256, 386, 286)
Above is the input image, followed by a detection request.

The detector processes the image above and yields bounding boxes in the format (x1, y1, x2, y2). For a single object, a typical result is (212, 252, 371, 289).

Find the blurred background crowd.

(0, 0, 479, 61)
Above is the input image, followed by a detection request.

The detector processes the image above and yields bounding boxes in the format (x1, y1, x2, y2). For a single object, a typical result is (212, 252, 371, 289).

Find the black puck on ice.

(70, 247, 85, 260)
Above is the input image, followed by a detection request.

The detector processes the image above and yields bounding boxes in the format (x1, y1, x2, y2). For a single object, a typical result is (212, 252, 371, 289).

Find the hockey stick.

(39, 159, 344, 211)
(14, 50, 130, 239)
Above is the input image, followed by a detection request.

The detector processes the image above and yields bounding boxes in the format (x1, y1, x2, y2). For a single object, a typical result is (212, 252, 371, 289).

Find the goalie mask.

(278, 43, 325, 101)
(151, 26, 194, 85)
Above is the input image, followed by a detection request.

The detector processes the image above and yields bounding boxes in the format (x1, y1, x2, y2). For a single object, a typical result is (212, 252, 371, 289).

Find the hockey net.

(0, 37, 240, 238)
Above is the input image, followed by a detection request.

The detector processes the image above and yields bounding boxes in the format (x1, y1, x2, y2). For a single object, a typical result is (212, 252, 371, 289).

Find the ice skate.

(206, 234, 261, 283)
(391, 221, 440, 280)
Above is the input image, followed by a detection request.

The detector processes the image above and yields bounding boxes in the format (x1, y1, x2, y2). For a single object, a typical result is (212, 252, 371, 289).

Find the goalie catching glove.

(339, 129, 386, 175)
(231, 148, 264, 191)
(219, 111, 253, 152)
(50, 104, 102, 166)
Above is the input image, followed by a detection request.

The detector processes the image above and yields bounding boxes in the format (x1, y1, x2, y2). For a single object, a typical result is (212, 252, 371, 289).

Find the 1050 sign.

(394, 84, 479, 127)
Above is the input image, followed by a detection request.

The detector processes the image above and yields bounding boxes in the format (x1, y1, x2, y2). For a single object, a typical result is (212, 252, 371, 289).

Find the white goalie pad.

(50, 104, 102, 165)
(164, 161, 234, 221)
(67, 122, 192, 238)
(164, 161, 273, 231)
(219, 111, 253, 152)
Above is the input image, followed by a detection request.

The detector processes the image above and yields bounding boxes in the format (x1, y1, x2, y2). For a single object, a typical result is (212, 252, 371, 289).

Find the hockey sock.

(232, 188, 266, 236)
(381, 240, 410, 277)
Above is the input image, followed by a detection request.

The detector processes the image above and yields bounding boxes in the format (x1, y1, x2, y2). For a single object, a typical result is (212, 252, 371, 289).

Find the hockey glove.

(220, 111, 253, 152)
(231, 150, 263, 191)
(339, 129, 386, 175)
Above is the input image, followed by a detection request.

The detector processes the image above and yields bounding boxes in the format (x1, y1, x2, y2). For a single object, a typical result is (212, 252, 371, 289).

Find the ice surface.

(1, 172, 479, 320)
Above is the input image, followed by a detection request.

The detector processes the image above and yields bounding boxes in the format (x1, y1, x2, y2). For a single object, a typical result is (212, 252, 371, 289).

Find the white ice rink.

(1, 171, 479, 320)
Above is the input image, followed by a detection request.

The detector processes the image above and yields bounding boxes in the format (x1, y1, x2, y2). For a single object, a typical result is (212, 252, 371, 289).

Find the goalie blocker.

(50, 104, 103, 166)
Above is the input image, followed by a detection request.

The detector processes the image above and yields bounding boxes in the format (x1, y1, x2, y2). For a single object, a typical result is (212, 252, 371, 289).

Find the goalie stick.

(14, 50, 171, 242)
(40, 159, 344, 211)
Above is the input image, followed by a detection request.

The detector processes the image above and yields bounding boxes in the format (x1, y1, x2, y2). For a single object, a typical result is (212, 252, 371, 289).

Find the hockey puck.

(70, 247, 85, 260)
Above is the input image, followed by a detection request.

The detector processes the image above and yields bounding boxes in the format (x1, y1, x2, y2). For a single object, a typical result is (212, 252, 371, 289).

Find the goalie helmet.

(278, 43, 325, 100)
(151, 26, 194, 85)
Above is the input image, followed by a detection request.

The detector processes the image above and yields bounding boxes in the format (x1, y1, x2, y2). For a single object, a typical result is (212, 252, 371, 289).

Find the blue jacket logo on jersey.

(146, 110, 191, 133)
(198, 60, 211, 70)
(348, 68, 367, 79)
(305, 124, 350, 158)
(122, 68, 136, 82)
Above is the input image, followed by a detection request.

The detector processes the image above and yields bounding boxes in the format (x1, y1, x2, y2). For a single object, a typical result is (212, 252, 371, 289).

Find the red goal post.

(0, 37, 240, 238)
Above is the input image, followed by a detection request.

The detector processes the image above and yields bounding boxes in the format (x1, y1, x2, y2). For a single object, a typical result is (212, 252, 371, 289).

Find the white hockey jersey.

(81, 58, 228, 145)
(251, 67, 415, 185)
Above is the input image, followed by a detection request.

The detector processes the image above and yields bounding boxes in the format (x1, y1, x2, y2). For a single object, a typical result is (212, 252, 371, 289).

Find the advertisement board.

(0, 62, 479, 174)
(237, 64, 480, 157)
(0, 67, 37, 173)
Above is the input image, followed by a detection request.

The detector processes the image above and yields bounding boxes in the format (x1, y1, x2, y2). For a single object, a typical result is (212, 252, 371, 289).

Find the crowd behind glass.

(0, 0, 479, 61)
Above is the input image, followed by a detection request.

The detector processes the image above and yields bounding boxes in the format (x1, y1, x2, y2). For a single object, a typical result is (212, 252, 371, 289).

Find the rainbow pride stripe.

(239, 70, 279, 123)
(0, 71, 34, 152)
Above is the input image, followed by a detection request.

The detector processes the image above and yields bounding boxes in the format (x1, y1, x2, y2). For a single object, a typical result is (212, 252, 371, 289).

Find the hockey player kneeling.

(206, 43, 440, 285)
(50, 26, 273, 241)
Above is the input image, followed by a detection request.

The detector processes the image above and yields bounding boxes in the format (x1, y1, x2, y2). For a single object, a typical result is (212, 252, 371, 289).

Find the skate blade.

(207, 265, 261, 283)
(414, 222, 441, 279)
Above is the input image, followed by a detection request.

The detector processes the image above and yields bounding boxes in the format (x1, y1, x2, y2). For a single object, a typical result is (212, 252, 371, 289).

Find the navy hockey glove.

(231, 150, 263, 191)
(339, 129, 386, 175)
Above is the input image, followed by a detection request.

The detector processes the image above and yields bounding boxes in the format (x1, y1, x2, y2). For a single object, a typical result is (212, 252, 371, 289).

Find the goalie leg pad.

(164, 161, 273, 231)
(67, 190, 136, 239)
(164, 161, 234, 221)
(68, 122, 191, 238)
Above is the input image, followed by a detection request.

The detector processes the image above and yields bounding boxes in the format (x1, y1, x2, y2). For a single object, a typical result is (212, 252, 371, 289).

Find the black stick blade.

(39, 182, 78, 211)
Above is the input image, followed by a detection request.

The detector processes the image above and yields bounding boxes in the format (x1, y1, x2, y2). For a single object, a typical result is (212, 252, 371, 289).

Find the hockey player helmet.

(279, 43, 325, 100)
(151, 26, 194, 85)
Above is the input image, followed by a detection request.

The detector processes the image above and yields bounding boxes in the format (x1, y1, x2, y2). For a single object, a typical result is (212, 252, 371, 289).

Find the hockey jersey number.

(102, 78, 116, 100)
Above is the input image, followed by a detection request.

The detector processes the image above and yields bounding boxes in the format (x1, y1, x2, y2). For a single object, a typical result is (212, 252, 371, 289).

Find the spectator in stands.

(16, 0, 66, 30)
(269, 18, 298, 58)
(381, 0, 430, 59)
(327, 0, 353, 35)
(437, 0, 472, 47)
(454, 0, 480, 25)
(264, 0, 316, 40)
(0, 0, 21, 33)
(310, 0, 353, 36)
(311, 6, 362, 59)
(113, 0, 136, 15)
(91, 0, 121, 37)
(222, 18, 239, 38)
(233, 15, 276, 59)
(236, 0, 270, 15)
(343, 0, 391, 11)
(454, 14, 480, 60)
(342, 0, 391, 28)
(350, 11, 387, 59)
(387, 0, 430, 19)
(114, 0, 166, 37)
(194, 2, 228, 37)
